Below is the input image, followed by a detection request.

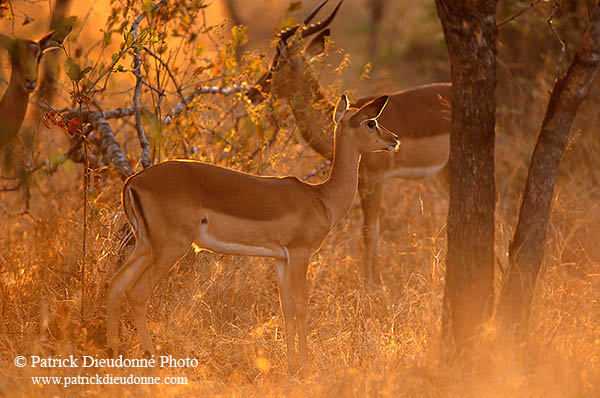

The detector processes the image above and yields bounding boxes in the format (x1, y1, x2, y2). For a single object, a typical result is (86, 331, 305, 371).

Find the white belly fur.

(195, 218, 286, 259)
(385, 162, 446, 179)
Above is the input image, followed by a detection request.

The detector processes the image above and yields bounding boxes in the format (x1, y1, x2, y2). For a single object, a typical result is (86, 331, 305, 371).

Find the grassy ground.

(1, 123, 599, 396)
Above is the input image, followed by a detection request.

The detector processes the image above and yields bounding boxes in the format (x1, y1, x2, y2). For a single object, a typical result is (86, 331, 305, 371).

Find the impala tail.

(121, 184, 152, 256)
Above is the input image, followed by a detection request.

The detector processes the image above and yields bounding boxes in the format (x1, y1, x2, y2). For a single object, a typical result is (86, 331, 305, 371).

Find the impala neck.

(316, 127, 361, 227)
(288, 72, 335, 160)
(0, 64, 29, 147)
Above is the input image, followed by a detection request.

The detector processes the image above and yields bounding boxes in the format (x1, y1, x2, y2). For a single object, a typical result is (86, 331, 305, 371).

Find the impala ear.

(358, 95, 389, 119)
(39, 31, 63, 52)
(39, 17, 74, 52)
(333, 94, 349, 124)
(304, 29, 329, 60)
(0, 34, 13, 51)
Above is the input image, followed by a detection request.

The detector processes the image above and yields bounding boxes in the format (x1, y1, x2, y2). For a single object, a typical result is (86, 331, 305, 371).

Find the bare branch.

(0, 183, 20, 192)
(62, 107, 137, 122)
(64, 135, 106, 170)
(141, 78, 165, 96)
(302, 160, 331, 181)
(100, 107, 137, 120)
(497, 0, 543, 28)
(89, 112, 135, 180)
(142, 45, 187, 105)
(548, 0, 567, 77)
(163, 84, 249, 124)
(130, 0, 167, 169)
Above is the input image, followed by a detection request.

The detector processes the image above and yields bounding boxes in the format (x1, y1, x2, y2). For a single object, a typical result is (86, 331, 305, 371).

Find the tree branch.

(497, 0, 543, 28)
(130, 0, 167, 169)
(89, 112, 135, 180)
(142, 45, 187, 105)
(548, 0, 567, 77)
(163, 84, 249, 124)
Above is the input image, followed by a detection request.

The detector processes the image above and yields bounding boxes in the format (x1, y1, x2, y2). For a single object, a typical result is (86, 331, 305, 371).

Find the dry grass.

(1, 121, 599, 396)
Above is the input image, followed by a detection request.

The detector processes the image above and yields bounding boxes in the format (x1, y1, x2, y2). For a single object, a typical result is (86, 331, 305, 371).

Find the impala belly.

(388, 133, 449, 179)
(385, 163, 447, 179)
(194, 212, 289, 259)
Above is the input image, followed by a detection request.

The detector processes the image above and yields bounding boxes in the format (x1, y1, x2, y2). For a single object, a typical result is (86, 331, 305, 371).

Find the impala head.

(0, 30, 68, 93)
(333, 94, 399, 153)
(247, 0, 342, 104)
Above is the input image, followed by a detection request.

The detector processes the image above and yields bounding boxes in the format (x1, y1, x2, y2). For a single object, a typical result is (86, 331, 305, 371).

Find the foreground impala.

(106, 94, 399, 372)
(248, 0, 451, 282)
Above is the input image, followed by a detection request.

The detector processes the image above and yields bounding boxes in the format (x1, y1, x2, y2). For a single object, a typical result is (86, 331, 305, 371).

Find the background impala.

(0, 29, 70, 150)
(247, 0, 451, 282)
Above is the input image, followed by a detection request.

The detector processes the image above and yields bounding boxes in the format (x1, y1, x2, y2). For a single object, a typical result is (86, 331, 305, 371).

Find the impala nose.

(389, 134, 400, 152)
(23, 78, 37, 92)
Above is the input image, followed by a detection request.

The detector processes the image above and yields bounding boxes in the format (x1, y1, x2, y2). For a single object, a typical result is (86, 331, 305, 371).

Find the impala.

(106, 94, 399, 372)
(0, 30, 69, 149)
(247, 0, 451, 282)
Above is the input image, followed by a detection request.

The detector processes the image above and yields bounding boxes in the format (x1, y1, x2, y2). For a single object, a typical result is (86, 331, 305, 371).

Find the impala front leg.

(275, 247, 312, 374)
(289, 250, 310, 368)
(358, 172, 384, 284)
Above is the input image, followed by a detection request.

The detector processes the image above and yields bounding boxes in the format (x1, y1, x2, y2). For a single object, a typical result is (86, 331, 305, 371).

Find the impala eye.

(366, 120, 376, 129)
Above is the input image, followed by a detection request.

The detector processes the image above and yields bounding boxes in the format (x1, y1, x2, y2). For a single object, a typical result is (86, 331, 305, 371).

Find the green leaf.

(288, 1, 302, 13)
(142, 0, 153, 13)
(125, 31, 134, 47)
(139, 28, 149, 43)
(65, 57, 82, 81)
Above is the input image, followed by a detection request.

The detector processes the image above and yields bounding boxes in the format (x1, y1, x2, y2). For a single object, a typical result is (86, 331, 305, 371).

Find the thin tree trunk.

(36, 0, 72, 106)
(497, 1, 600, 335)
(367, 0, 385, 59)
(435, 0, 498, 356)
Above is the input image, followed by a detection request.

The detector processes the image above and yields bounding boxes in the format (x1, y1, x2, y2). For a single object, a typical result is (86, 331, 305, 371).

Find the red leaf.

(67, 117, 82, 136)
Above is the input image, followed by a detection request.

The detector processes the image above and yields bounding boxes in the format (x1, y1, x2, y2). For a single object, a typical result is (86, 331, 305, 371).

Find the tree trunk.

(497, 1, 600, 335)
(367, 0, 386, 59)
(36, 0, 72, 106)
(434, 0, 498, 356)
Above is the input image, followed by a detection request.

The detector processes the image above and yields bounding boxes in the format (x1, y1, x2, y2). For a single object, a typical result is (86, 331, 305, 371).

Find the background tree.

(35, 0, 72, 109)
(498, 1, 600, 335)
(366, 0, 386, 59)
(434, 0, 498, 356)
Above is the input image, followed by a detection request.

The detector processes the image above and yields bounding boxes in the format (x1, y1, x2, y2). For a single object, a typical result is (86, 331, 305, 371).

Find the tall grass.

(2, 118, 599, 396)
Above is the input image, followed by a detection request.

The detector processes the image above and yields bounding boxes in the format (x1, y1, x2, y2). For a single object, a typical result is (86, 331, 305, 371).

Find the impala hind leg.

(126, 247, 187, 356)
(434, 162, 450, 195)
(358, 174, 384, 283)
(275, 255, 298, 373)
(106, 244, 152, 357)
